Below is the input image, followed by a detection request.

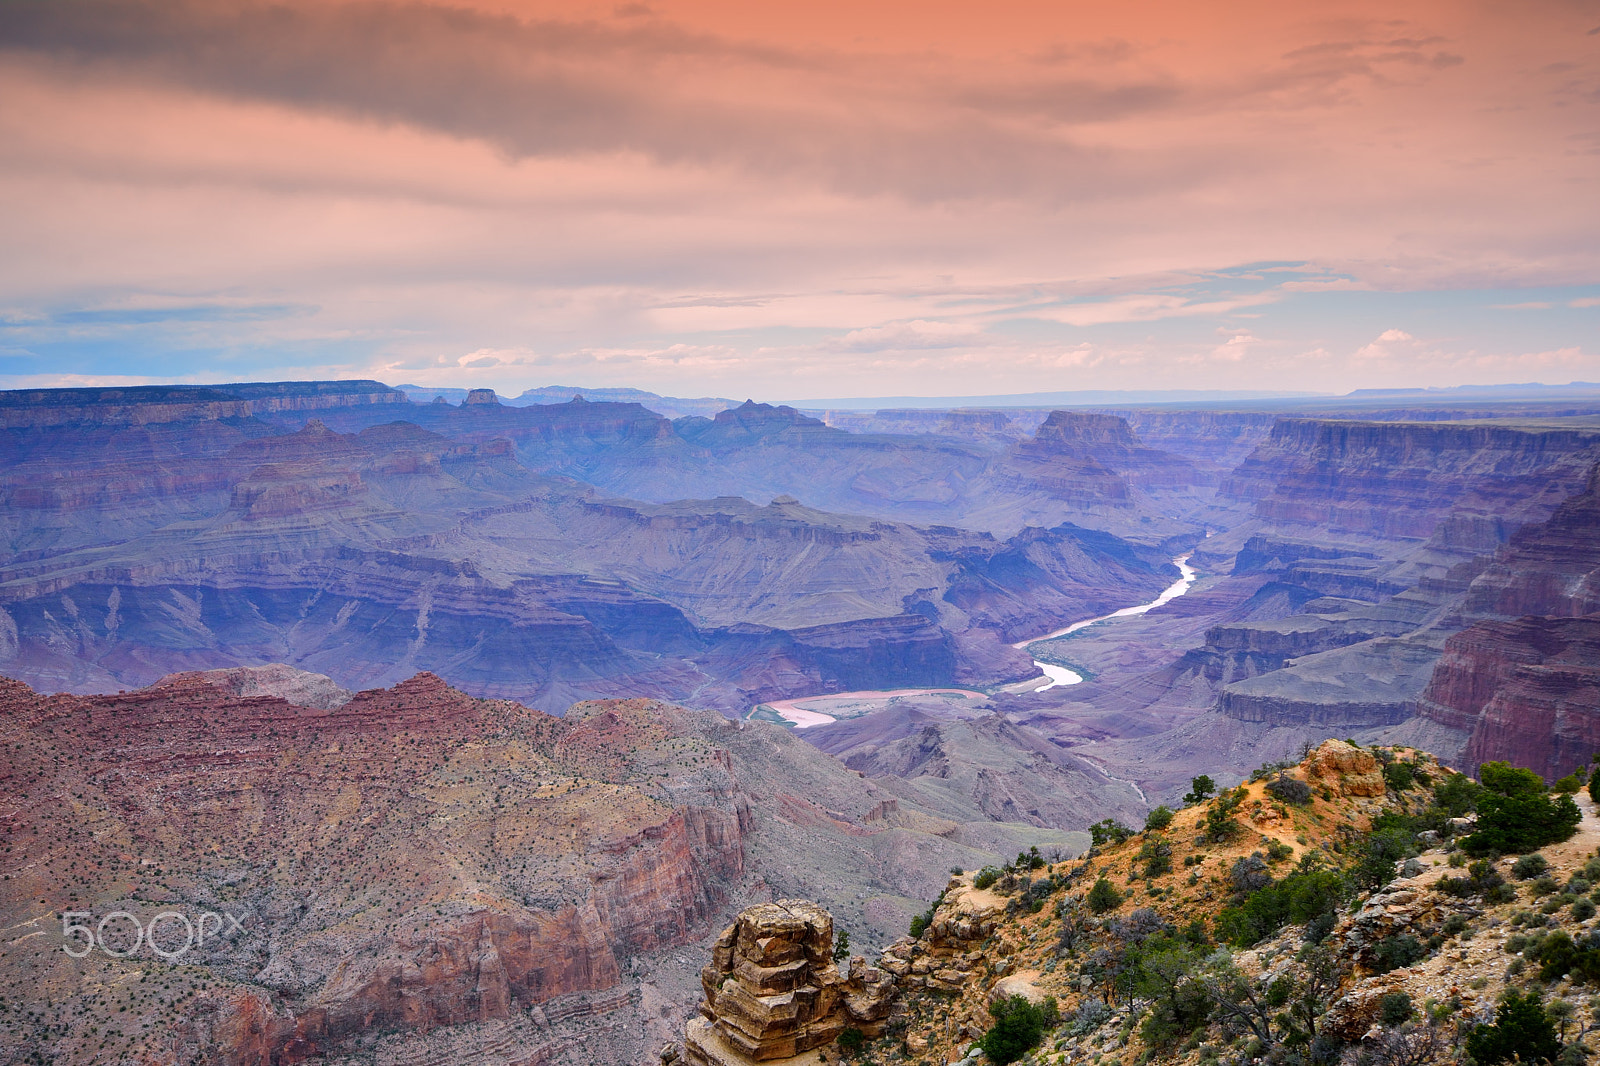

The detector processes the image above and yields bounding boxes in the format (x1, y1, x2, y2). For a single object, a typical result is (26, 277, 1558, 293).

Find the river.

(753, 551, 1199, 726)
(1010, 552, 1198, 692)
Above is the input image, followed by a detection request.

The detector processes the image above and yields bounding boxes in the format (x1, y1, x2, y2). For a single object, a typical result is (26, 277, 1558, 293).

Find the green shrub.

(1351, 827, 1420, 890)
(837, 1028, 865, 1054)
(1090, 819, 1134, 848)
(1215, 866, 1344, 946)
(1433, 772, 1484, 818)
(980, 995, 1058, 1066)
(1382, 761, 1416, 792)
(1513, 854, 1551, 880)
(1371, 933, 1427, 973)
(1087, 877, 1123, 914)
(1465, 989, 1561, 1064)
(1203, 788, 1247, 843)
(1144, 805, 1175, 832)
(973, 866, 1002, 891)
(1554, 773, 1583, 794)
(1379, 991, 1413, 1026)
(1462, 762, 1581, 856)
(1589, 769, 1600, 805)
(1436, 859, 1508, 899)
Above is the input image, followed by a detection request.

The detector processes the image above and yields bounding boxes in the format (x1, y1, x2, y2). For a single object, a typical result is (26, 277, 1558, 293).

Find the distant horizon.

(9, 376, 1600, 413)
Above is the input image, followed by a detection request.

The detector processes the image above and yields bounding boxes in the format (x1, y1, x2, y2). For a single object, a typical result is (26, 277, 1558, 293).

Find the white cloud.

(828, 320, 984, 352)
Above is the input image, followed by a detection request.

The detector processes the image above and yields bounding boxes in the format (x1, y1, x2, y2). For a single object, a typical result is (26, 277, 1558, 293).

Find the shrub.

(980, 994, 1058, 1066)
(1382, 761, 1416, 792)
(1379, 991, 1414, 1026)
(1465, 989, 1562, 1065)
(1554, 773, 1583, 794)
(1139, 839, 1173, 879)
(1437, 859, 1509, 899)
(837, 1028, 865, 1054)
(1066, 997, 1111, 1036)
(1087, 877, 1123, 914)
(973, 866, 1002, 891)
(1462, 761, 1581, 856)
(1433, 772, 1484, 818)
(1372, 933, 1427, 973)
(1352, 827, 1420, 890)
(1090, 819, 1134, 848)
(1215, 865, 1344, 947)
(1513, 854, 1551, 880)
(1144, 805, 1175, 832)
(1590, 769, 1600, 805)
(1266, 773, 1313, 806)
(1574, 899, 1597, 921)
(832, 929, 851, 961)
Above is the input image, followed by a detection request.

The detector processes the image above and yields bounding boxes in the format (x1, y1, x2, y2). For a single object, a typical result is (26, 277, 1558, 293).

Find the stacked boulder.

(683, 900, 896, 1065)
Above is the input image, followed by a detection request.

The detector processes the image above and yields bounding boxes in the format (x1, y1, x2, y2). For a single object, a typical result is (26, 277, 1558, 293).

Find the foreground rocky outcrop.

(681, 900, 895, 1065)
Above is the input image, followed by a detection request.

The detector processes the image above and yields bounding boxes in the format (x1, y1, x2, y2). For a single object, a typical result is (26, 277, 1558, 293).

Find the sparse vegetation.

(980, 994, 1058, 1065)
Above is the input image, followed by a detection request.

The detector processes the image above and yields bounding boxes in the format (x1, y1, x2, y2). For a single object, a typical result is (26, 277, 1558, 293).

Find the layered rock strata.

(684, 901, 895, 1065)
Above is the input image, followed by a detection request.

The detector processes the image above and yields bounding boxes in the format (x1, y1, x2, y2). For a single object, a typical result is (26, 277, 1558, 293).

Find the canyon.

(5, 379, 1600, 1065)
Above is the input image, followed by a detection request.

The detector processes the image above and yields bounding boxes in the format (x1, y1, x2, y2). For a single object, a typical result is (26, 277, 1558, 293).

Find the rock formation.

(1412, 464, 1600, 778)
(683, 900, 895, 1065)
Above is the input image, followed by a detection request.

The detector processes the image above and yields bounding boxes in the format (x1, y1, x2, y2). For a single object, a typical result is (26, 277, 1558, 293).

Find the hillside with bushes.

(855, 739, 1600, 1066)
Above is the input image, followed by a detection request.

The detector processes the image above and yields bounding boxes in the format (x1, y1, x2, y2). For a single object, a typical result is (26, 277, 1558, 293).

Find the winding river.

(1011, 552, 1198, 692)
(754, 551, 1200, 727)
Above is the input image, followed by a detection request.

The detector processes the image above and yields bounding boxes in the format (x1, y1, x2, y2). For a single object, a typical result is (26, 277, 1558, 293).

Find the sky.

(0, 0, 1597, 401)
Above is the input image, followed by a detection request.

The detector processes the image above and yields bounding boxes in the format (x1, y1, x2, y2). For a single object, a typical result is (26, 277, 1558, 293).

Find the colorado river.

(1011, 552, 1198, 692)
(751, 551, 1200, 725)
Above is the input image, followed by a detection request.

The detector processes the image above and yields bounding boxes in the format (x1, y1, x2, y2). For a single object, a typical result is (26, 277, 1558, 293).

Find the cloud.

(1572, 297, 1600, 308)
(1024, 292, 1277, 327)
(1354, 329, 1424, 362)
(829, 320, 983, 352)
(1490, 301, 1553, 310)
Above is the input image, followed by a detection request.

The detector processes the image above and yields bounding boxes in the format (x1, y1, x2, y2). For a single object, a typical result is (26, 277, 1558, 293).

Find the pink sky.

(0, 0, 1596, 397)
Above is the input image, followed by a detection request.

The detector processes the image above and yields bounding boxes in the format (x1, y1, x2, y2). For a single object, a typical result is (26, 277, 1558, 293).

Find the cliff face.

(1222, 418, 1600, 540)
(1412, 465, 1600, 779)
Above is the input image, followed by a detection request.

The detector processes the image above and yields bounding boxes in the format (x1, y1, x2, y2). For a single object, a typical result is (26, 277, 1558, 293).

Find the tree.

(1183, 775, 1216, 805)
(1144, 805, 1175, 832)
(1087, 877, 1123, 914)
(1465, 989, 1562, 1064)
(1463, 761, 1581, 856)
(1090, 818, 1133, 848)
(832, 929, 851, 962)
(980, 995, 1058, 1066)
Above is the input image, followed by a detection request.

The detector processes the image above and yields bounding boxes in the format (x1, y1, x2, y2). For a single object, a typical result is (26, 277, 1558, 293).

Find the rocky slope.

(696, 740, 1600, 1066)
(0, 669, 1089, 1066)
